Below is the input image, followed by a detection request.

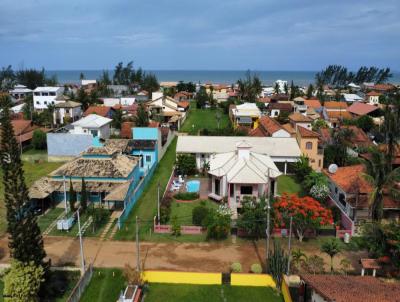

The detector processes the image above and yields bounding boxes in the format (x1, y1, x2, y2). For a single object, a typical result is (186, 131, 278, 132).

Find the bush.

(160, 194, 173, 224)
(171, 215, 181, 236)
(174, 192, 199, 200)
(230, 262, 242, 273)
(192, 205, 210, 226)
(250, 263, 262, 274)
(32, 129, 47, 150)
(205, 205, 231, 240)
(176, 154, 197, 176)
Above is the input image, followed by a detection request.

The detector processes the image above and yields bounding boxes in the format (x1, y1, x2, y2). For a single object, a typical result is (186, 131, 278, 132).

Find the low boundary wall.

(231, 273, 276, 287)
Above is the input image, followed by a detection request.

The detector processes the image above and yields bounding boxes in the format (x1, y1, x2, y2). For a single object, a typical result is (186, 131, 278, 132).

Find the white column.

(373, 269, 376, 277)
(361, 268, 365, 276)
(284, 161, 287, 175)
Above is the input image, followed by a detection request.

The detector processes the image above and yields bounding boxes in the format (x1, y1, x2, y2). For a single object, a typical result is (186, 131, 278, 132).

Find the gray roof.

(177, 136, 301, 158)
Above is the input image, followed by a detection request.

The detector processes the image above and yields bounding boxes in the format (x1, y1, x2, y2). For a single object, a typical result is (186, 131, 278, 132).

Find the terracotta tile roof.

(282, 123, 295, 135)
(342, 126, 373, 147)
(120, 122, 134, 138)
(11, 120, 33, 136)
(326, 111, 353, 120)
(366, 91, 382, 97)
(84, 106, 114, 117)
(258, 97, 271, 103)
(348, 102, 378, 116)
(371, 84, 396, 91)
(178, 101, 190, 108)
(249, 116, 284, 137)
(304, 99, 322, 109)
(319, 128, 332, 143)
(149, 121, 160, 128)
(268, 102, 293, 111)
(301, 274, 400, 302)
(289, 112, 313, 123)
(297, 125, 319, 138)
(325, 101, 348, 109)
(361, 259, 381, 270)
(323, 164, 372, 194)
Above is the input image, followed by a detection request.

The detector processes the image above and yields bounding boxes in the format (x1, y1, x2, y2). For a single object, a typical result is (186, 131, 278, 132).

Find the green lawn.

(0, 279, 3, 302)
(21, 148, 48, 162)
(180, 104, 230, 135)
(0, 160, 64, 236)
(145, 283, 283, 302)
(277, 175, 302, 195)
(169, 199, 219, 226)
(114, 138, 177, 240)
(80, 268, 125, 302)
(37, 207, 65, 232)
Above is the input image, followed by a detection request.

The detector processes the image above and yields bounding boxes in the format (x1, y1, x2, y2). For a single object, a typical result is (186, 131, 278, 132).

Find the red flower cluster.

(274, 193, 333, 228)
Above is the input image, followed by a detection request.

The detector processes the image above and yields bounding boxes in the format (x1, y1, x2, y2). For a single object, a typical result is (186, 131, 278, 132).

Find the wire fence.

(66, 263, 93, 302)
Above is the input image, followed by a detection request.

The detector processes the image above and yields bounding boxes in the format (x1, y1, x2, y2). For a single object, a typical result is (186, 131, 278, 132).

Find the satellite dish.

(328, 164, 338, 174)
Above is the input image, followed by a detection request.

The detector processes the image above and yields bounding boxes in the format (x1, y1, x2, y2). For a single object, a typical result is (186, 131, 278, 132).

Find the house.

(174, 91, 191, 102)
(130, 127, 160, 176)
(293, 97, 307, 114)
(208, 141, 282, 216)
(83, 106, 115, 119)
(365, 91, 382, 105)
(296, 126, 323, 171)
(323, 101, 352, 127)
(145, 96, 186, 130)
(33, 86, 64, 110)
(369, 83, 396, 93)
(288, 112, 313, 131)
(231, 103, 261, 129)
(101, 97, 136, 107)
(53, 100, 82, 125)
(9, 84, 32, 100)
(304, 99, 322, 110)
(6, 120, 39, 147)
(347, 102, 379, 118)
(249, 116, 290, 138)
(323, 164, 399, 234)
(176, 136, 301, 174)
(81, 79, 96, 86)
(342, 93, 364, 103)
(107, 85, 129, 96)
(320, 126, 373, 149)
(300, 274, 400, 302)
(267, 102, 293, 118)
(69, 114, 112, 139)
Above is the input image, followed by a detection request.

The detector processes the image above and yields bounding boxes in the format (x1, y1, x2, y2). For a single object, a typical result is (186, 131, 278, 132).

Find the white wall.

(272, 129, 291, 138)
(33, 88, 64, 110)
(311, 290, 328, 302)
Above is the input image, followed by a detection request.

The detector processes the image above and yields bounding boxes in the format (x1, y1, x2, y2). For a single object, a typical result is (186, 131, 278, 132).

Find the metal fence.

(66, 264, 93, 302)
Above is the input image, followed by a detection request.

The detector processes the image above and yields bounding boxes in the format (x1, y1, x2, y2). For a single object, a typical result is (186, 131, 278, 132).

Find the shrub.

(192, 205, 209, 226)
(160, 194, 173, 224)
(171, 215, 181, 236)
(32, 129, 47, 150)
(205, 205, 231, 240)
(310, 184, 330, 201)
(250, 263, 262, 274)
(174, 192, 199, 200)
(176, 154, 197, 176)
(230, 262, 242, 273)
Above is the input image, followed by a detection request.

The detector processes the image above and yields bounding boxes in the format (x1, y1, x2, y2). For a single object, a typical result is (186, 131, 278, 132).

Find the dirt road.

(0, 236, 366, 273)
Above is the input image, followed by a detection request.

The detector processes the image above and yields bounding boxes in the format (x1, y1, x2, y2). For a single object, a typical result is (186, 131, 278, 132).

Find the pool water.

(186, 180, 200, 193)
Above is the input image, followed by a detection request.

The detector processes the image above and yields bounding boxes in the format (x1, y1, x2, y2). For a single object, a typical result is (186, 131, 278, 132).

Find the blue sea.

(45, 70, 400, 86)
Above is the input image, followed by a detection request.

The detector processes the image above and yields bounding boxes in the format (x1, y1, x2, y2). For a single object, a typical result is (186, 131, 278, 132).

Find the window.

(36, 101, 40, 104)
(42, 92, 49, 96)
(49, 92, 56, 96)
(318, 159, 321, 167)
(335, 187, 338, 194)
(44, 101, 47, 105)
(146, 155, 151, 162)
(240, 186, 253, 195)
(65, 109, 70, 114)
(34, 92, 40, 96)
(306, 142, 313, 150)
(90, 130, 98, 137)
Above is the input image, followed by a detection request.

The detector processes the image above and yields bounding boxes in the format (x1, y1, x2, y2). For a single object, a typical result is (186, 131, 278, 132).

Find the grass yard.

(169, 199, 219, 226)
(37, 207, 65, 232)
(277, 175, 302, 195)
(114, 138, 177, 241)
(0, 279, 3, 302)
(80, 268, 125, 302)
(21, 148, 48, 162)
(180, 104, 230, 135)
(145, 283, 283, 302)
(0, 160, 64, 236)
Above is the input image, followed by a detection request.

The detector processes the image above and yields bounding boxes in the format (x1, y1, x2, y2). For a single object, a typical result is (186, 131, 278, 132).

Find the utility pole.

(77, 208, 85, 275)
(136, 216, 140, 272)
(265, 167, 271, 273)
(287, 216, 293, 275)
(63, 175, 68, 214)
(157, 182, 160, 225)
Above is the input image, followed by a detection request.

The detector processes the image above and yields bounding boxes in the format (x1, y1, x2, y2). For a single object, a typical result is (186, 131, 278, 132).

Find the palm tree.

(381, 97, 400, 171)
(320, 238, 341, 273)
(291, 249, 307, 272)
(363, 150, 400, 221)
(274, 82, 280, 94)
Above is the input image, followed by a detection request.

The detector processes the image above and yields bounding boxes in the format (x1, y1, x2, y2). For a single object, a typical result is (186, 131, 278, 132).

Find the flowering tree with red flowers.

(274, 193, 333, 242)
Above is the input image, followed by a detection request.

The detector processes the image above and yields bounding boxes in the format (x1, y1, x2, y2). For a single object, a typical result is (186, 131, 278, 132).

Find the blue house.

(130, 127, 159, 177)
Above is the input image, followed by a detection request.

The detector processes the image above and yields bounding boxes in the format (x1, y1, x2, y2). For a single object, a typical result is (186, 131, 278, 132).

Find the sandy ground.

(0, 236, 367, 273)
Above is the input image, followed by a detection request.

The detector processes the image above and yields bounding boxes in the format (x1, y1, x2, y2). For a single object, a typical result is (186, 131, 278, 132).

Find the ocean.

(45, 70, 400, 86)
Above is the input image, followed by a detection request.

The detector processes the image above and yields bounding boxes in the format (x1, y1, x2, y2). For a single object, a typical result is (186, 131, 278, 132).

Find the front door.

(215, 178, 220, 196)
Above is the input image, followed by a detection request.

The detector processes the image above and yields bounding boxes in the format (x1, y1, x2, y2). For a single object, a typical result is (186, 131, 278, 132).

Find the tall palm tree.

(321, 238, 341, 273)
(381, 96, 400, 171)
(363, 150, 400, 221)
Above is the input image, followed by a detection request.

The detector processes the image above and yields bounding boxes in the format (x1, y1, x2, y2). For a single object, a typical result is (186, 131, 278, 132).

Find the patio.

(169, 176, 209, 200)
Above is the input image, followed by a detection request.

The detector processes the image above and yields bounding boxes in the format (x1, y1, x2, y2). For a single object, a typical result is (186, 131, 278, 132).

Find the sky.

(0, 0, 399, 71)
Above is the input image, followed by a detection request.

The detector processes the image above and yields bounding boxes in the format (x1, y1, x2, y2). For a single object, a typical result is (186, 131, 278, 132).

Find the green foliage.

(268, 240, 288, 289)
(174, 192, 199, 201)
(320, 238, 341, 272)
(112, 108, 123, 130)
(175, 154, 197, 176)
(312, 119, 328, 131)
(160, 194, 173, 224)
(204, 205, 231, 240)
(230, 262, 242, 273)
(141, 73, 160, 96)
(291, 249, 307, 273)
(3, 260, 45, 302)
(276, 111, 290, 124)
(135, 103, 149, 127)
(293, 155, 312, 183)
(31, 129, 47, 150)
(237, 197, 266, 239)
(237, 71, 262, 102)
(192, 205, 210, 226)
(356, 115, 374, 132)
(302, 171, 328, 192)
(176, 81, 196, 93)
(306, 84, 314, 99)
(302, 255, 325, 275)
(195, 87, 209, 109)
(250, 263, 263, 274)
(171, 215, 181, 236)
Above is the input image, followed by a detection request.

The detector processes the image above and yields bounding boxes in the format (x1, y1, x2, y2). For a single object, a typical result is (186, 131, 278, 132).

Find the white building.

(81, 79, 97, 86)
(33, 86, 64, 110)
(176, 136, 301, 174)
(9, 84, 32, 100)
(54, 100, 82, 125)
(69, 114, 112, 139)
(342, 93, 364, 103)
(101, 97, 136, 107)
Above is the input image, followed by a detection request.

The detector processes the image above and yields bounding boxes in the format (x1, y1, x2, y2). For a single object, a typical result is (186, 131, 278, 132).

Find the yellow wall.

(142, 271, 221, 285)
(230, 273, 276, 287)
(281, 279, 293, 302)
(296, 134, 323, 171)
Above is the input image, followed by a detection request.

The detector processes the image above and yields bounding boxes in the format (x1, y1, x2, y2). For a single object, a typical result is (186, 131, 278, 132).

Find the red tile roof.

(258, 97, 271, 103)
(84, 106, 114, 117)
(289, 112, 313, 123)
(323, 164, 372, 194)
(304, 99, 322, 109)
(178, 101, 190, 108)
(249, 116, 285, 137)
(348, 102, 378, 116)
(301, 274, 400, 302)
(342, 126, 373, 147)
(268, 102, 293, 111)
(366, 91, 382, 97)
(325, 101, 348, 109)
(371, 84, 396, 91)
(326, 111, 353, 120)
(120, 122, 134, 138)
(297, 125, 319, 138)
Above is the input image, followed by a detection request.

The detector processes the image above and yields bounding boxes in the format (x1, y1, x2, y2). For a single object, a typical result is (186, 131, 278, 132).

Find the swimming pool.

(186, 180, 200, 193)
